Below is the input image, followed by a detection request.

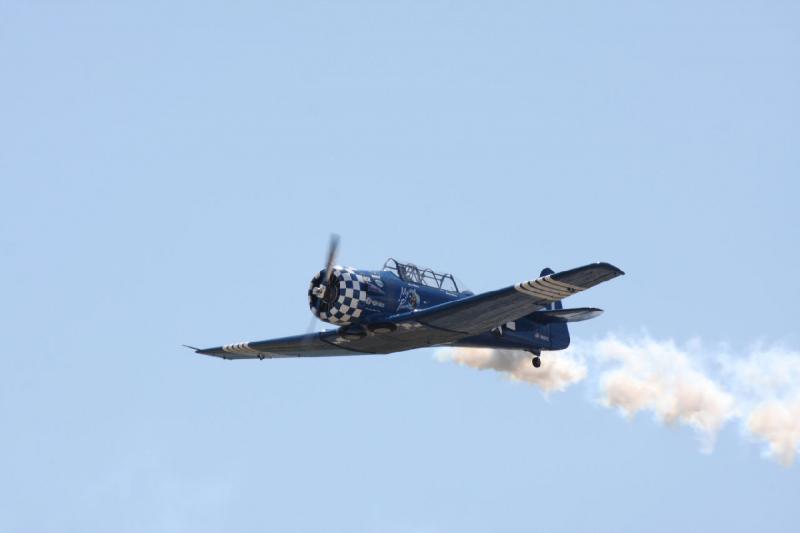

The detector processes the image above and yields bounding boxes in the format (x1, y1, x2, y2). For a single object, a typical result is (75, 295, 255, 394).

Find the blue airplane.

(191, 236, 624, 367)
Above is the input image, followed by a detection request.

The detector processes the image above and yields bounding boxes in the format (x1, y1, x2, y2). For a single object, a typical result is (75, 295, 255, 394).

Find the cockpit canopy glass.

(382, 258, 467, 293)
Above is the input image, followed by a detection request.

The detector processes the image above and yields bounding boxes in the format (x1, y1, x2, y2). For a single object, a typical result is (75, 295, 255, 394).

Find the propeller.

(323, 233, 340, 287)
(308, 234, 341, 335)
(311, 233, 340, 299)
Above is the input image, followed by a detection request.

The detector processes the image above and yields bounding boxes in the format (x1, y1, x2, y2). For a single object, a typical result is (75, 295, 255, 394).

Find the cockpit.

(382, 258, 467, 293)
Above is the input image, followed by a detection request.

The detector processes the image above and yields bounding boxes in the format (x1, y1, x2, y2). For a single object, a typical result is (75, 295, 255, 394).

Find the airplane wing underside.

(194, 262, 623, 360)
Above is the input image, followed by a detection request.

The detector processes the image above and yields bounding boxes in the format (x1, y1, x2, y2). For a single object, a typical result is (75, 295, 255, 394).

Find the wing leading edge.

(194, 332, 361, 359)
(193, 262, 623, 360)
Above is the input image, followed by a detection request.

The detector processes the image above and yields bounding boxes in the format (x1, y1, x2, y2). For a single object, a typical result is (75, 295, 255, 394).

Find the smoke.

(437, 336, 800, 466)
(594, 337, 736, 452)
(436, 348, 586, 393)
(746, 401, 800, 466)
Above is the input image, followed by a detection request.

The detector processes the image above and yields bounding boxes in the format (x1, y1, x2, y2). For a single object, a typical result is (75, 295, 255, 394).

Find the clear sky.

(1, 1, 798, 532)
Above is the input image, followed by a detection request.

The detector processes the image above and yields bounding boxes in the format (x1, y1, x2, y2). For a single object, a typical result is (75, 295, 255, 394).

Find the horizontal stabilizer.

(526, 307, 603, 324)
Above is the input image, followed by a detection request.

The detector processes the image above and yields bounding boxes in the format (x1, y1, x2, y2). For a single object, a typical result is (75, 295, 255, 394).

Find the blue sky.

(1, 1, 799, 531)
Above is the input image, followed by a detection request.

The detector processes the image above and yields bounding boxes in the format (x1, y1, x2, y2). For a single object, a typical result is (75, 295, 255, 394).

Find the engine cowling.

(308, 267, 368, 325)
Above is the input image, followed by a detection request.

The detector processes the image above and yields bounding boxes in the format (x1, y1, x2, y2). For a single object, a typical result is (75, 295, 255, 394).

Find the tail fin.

(514, 267, 604, 350)
(538, 267, 568, 348)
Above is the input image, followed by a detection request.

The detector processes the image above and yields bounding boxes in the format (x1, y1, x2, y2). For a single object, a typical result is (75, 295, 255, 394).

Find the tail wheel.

(532, 356, 541, 368)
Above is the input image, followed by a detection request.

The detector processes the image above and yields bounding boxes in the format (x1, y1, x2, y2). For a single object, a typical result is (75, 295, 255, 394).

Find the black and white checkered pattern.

(308, 267, 369, 325)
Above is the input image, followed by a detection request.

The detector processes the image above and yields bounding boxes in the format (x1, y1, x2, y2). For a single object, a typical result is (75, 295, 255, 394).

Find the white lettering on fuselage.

(366, 296, 385, 308)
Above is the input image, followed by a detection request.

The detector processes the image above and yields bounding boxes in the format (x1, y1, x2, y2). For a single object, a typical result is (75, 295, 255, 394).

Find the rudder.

(537, 267, 569, 349)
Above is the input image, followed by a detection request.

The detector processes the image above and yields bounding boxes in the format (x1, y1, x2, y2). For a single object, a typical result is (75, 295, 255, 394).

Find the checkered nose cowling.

(308, 267, 369, 325)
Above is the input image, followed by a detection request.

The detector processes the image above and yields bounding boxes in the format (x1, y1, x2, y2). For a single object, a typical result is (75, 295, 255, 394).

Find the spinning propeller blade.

(305, 313, 321, 335)
(323, 233, 340, 284)
(307, 234, 341, 338)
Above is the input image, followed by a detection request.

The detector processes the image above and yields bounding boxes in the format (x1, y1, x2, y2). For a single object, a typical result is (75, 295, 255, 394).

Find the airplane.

(189, 236, 624, 367)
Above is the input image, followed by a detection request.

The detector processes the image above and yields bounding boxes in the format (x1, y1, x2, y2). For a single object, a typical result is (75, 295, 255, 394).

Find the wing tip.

(547, 262, 625, 291)
(184, 344, 227, 357)
(593, 262, 625, 276)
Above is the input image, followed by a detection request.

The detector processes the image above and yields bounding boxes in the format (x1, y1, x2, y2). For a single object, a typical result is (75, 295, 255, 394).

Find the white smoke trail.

(436, 336, 800, 466)
(746, 401, 800, 466)
(435, 347, 586, 393)
(593, 337, 736, 453)
(720, 347, 800, 466)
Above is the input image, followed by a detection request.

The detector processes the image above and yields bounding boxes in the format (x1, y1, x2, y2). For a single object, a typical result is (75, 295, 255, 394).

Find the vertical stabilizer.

(538, 267, 569, 349)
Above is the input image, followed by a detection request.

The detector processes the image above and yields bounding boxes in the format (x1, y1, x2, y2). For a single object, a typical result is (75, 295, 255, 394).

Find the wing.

(194, 332, 363, 360)
(395, 262, 624, 334)
(194, 262, 623, 360)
